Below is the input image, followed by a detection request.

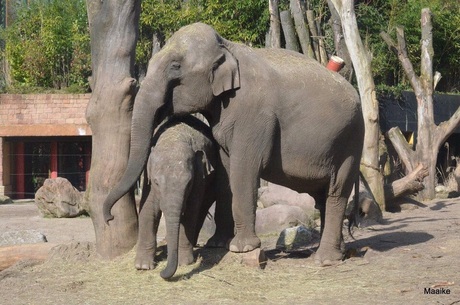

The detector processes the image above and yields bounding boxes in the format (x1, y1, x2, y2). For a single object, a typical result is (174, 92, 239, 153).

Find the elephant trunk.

(103, 77, 168, 224)
(160, 195, 182, 279)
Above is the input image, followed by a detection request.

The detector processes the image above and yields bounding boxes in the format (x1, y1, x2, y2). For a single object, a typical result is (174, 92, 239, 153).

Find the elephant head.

(103, 23, 239, 224)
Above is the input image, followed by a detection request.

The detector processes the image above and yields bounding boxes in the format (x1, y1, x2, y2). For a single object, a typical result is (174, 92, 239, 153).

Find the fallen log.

(384, 163, 429, 201)
(0, 243, 57, 271)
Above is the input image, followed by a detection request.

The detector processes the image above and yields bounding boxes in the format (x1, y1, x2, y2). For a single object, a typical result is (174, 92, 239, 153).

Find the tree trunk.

(268, 0, 281, 48)
(330, 0, 386, 210)
(280, 10, 300, 52)
(85, 0, 140, 259)
(381, 8, 460, 201)
(326, 0, 353, 80)
(289, 0, 314, 58)
(316, 20, 329, 66)
(305, 10, 320, 61)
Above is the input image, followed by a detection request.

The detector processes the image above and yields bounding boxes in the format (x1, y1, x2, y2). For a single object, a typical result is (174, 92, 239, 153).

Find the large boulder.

(35, 178, 86, 218)
(258, 183, 316, 214)
(200, 183, 318, 240)
(255, 204, 314, 235)
(0, 195, 13, 205)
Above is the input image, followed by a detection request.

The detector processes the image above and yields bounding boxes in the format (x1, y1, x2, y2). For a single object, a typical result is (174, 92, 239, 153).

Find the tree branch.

(384, 163, 428, 200)
(380, 29, 422, 96)
(387, 127, 416, 173)
(435, 105, 460, 147)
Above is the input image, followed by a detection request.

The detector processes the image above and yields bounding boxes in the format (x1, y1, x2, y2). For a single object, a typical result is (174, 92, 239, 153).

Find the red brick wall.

(0, 94, 90, 125)
(0, 94, 92, 136)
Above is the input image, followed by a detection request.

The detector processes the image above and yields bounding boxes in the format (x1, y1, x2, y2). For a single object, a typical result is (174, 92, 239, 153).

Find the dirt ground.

(0, 198, 459, 305)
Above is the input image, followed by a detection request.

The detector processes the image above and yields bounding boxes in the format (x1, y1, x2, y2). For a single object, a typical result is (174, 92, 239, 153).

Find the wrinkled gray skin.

(136, 115, 217, 279)
(103, 23, 364, 266)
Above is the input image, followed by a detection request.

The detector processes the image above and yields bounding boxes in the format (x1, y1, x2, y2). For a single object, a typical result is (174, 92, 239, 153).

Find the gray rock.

(0, 230, 47, 246)
(276, 225, 319, 251)
(35, 177, 86, 218)
(201, 201, 316, 239)
(0, 195, 13, 205)
(255, 204, 314, 235)
(258, 183, 316, 213)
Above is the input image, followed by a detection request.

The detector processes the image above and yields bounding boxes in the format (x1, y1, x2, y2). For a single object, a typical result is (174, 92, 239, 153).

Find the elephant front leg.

(227, 119, 275, 253)
(227, 150, 266, 253)
(135, 186, 162, 270)
(228, 159, 261, 252)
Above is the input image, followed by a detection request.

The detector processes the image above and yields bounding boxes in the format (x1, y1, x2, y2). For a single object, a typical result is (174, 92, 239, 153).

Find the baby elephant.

(135, 115, 218, 279)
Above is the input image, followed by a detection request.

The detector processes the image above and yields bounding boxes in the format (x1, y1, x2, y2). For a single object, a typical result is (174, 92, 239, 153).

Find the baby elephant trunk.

(160, 194, 184, 279)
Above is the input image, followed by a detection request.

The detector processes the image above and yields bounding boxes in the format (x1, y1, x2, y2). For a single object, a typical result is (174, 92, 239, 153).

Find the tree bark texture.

(280, 10, 300, 52)
(316, 20, 329, 66)
(381, 8, 460, 200)
(85, 0, 141, 259)
(268, 0, 281, 48)
(326, 0, 353, 80)
(330, 0, 386, 210)
(289, 0, 314, 58)
(384, 163, 429, 201)
(305, 10, 320, 62)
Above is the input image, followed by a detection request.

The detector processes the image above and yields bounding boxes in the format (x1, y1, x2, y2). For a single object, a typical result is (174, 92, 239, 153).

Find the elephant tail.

(347, 175, 361, 240)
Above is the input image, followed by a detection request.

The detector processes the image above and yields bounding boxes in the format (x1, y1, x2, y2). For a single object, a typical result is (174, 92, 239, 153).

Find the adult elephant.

(103, 23, 364, 266)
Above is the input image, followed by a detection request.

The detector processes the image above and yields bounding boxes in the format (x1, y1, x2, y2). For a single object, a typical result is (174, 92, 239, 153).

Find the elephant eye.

(170, 62, 181, 70)
(168, 61, 182, 80)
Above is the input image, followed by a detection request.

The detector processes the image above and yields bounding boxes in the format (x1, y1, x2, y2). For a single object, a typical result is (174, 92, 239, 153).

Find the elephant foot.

(205, 232, 233, 248)
(135, 249, 156, 270)
(314, 244, 344, 267)
(178, 246, 195, 266)
(228, 233, 261, 253)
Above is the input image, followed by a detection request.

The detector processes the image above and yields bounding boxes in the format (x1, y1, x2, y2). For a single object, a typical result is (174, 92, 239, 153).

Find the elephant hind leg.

(314, 157, 358, 266)
(314, 194, 347, 266)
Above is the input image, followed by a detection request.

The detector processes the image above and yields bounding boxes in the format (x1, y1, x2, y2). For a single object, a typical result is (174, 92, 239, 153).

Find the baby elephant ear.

(211, 46, 240, 96)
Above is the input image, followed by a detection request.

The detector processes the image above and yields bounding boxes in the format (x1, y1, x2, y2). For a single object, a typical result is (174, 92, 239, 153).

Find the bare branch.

(435, 106, 460, 147)
(380, 31, 397, 53)
(395, 27, 408, 58)
(381, 28, 422, 96)
(385, 163, 428, 200)
(387, 127, 416, 173)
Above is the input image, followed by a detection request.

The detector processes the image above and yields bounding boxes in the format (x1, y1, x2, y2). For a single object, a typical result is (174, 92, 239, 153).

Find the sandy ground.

(0, 198, 459, 304)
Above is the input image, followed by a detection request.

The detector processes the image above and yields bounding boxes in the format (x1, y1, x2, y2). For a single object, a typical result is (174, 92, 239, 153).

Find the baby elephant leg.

(135, 184, 161, 270)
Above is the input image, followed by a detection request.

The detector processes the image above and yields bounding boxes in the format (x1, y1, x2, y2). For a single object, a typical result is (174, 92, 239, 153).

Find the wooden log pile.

(267, 0, 329, 65)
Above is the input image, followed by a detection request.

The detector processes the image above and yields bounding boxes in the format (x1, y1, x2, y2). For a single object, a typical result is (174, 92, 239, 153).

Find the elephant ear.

(195, 150, 214, 179)
(211, 47, 240, 96)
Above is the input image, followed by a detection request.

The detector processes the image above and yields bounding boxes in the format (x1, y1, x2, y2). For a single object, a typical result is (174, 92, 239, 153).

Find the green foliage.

(356, 0, 460, 92)
(2, 0, 90, 92)
(1, 0, 459, 93)
(137, 0, 269, 74)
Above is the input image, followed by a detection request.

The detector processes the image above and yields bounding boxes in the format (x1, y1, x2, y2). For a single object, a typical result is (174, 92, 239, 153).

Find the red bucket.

(326, 56, 345, 72)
